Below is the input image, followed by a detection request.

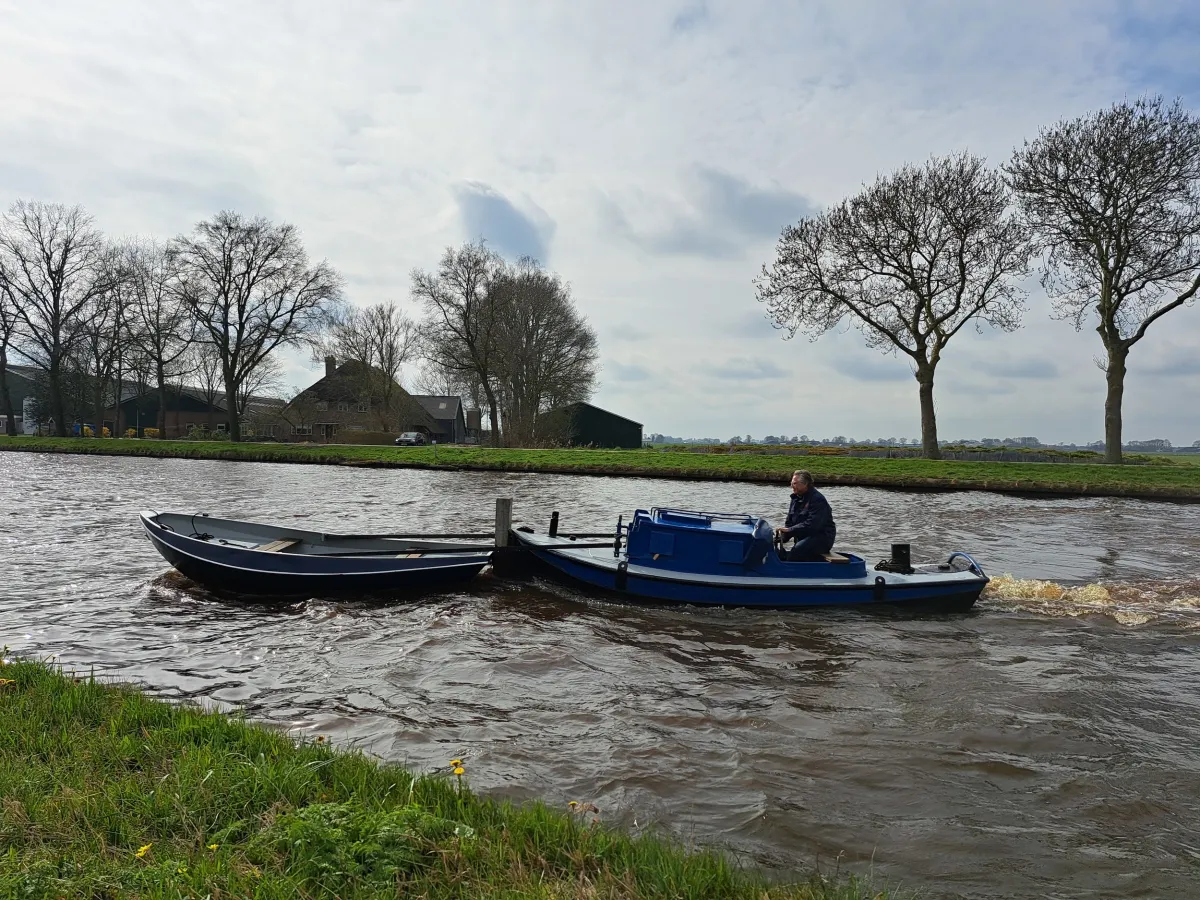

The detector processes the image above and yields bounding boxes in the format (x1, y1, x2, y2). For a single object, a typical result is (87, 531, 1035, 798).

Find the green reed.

(0, 658, 903, 899)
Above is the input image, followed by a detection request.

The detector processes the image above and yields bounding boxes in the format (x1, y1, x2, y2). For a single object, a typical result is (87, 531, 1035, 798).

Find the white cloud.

(1, 0, 1198, 442)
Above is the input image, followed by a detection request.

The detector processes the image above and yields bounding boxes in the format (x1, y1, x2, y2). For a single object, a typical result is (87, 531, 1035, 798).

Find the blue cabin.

(624, 508, 867, 578)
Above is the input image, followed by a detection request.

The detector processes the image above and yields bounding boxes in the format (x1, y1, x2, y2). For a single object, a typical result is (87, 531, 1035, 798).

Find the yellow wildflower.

(316, 735, 325, 742)
(0, 678, 15, 687)
(453, 766, 465, 776)
(450, 759, 462, 766)
(177, 865, 188, 875)
(207, 843, 219, 851)
(568, 801, 577, 807)
(135, 843, 152, 858)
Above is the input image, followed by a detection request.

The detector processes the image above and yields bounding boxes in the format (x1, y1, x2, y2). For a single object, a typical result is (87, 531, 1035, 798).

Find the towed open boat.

(140, 511, 493, 597)
(512, 507, 988, 610)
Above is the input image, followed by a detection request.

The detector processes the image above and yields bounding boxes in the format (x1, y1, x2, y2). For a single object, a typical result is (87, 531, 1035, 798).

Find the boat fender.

(873, 575, 886, 603)
(615, 560, 629, 591)
(517, 525, 534, 533)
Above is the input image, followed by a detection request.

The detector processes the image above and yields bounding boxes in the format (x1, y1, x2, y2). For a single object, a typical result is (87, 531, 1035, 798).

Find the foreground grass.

(3, 434, 1199, 500)
(0, 659, 894, 899)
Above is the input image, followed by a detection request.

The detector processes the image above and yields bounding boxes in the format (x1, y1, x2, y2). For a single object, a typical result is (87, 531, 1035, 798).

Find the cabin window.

(438, 402, 447, 409)
(215, 423, 227, 433)
(338, 401, 350, 411)
(294, 424, 312, 435)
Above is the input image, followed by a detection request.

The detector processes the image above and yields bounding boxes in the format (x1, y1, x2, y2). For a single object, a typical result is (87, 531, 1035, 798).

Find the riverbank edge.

(0, 657, 892, 899)
(3, 436, 1199, 502)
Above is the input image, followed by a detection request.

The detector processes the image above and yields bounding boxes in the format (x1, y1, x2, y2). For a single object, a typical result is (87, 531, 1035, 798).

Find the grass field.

(0, 658, 895, 899)
(3, 435, 1200, 501)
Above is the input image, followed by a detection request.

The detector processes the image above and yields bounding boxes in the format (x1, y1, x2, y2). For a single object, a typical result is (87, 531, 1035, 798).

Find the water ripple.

(2, 451, 1200, 899)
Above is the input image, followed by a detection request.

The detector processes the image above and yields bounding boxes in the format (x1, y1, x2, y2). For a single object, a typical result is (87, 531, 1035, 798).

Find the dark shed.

(541, 402, 642, 449)
(411, 395, 467, 443)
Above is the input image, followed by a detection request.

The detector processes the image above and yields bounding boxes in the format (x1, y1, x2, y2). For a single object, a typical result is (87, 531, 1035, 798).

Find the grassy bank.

(3, 434, 1200, 501)
(0, 658, 892, 899)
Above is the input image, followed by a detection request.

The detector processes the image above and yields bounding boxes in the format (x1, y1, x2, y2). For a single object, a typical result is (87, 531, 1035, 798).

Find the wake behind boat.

(512, 507, 988, 610)
(140, 511, 493, 597)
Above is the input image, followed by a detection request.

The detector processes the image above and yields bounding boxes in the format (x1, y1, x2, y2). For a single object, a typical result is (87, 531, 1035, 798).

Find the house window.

(358, 402, 369, 412)
(215, 423, 227, 433)
(316, 400, 328, 410)
(438, 402, 447, 409)
(337, 401, 350, 411)
(185, 422, 196, 432)
(294, 424, 312, 435)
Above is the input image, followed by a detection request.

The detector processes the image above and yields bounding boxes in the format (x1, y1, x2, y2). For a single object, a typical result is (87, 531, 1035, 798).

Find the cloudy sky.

(3, 1, 1199, 444)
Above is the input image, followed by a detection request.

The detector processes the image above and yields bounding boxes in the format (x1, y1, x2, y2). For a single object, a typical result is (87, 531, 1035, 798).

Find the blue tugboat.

(512, 507, 988, 610)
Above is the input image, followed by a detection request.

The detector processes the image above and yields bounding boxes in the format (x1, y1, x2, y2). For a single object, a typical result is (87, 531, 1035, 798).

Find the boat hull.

(141, 512, 491, 598)
(513, 531, 986, 611)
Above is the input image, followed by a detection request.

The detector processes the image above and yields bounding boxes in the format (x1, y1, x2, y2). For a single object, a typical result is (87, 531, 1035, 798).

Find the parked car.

(394, 432, 427, 446)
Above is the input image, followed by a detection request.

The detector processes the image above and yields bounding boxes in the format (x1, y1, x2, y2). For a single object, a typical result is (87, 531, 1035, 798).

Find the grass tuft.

(0, 658, 902, 899)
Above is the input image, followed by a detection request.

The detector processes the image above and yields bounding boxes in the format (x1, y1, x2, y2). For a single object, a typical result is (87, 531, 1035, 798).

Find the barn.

(540, 402, 642, 449)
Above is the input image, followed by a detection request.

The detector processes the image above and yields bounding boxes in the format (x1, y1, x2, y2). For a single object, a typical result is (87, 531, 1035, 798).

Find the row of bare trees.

(411, 241, 600, 446)
(0, 206, 343, 440)
(0, 203, 599, 446)
(757, 96, 1200, 464)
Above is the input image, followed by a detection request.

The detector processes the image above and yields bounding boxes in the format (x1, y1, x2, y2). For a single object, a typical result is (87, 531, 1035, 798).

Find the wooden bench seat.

(258, 538, 301, 553)
(821, 552, 851, 564)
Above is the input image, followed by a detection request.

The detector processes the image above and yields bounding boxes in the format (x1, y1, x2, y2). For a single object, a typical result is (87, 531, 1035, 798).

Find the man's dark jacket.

(783, 486, 836, 542)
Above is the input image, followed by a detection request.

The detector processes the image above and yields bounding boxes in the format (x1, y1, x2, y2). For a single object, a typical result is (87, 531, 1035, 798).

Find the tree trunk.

(157, 362, 168, 437)
(50, 361, 67, 437)
(916, 364, 941, 460)
(92, 383, 106, 439)
(482, 382, 502, 447)
(1103, 344, 1128, 465)
(113, 364, 123, 438)
(0, 344, 16, 436)
(224, 381, 240, 442)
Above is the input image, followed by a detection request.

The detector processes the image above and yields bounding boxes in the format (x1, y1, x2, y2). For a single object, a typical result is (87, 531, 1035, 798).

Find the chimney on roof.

(325, 355, 336, 377)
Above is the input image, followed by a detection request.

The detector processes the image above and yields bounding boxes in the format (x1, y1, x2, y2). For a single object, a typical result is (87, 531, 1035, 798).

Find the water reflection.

(2, 452, 1200, 899)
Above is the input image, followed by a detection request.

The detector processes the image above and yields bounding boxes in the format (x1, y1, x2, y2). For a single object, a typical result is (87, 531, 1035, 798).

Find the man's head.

(790, 470, 813, 494)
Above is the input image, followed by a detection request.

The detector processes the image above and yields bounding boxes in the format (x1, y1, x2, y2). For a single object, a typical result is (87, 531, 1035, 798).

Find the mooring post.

(494, 497, 512, 548)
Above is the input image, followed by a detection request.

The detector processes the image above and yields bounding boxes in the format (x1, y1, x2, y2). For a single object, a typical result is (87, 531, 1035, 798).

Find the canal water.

(2, 452, 1199, 899)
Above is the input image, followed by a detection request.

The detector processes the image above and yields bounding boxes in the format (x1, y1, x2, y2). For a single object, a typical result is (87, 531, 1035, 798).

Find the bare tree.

(756, 153, 1031, 458)
(279, 383, 321, 437)
(189, 341, 224, 431)
(411, 241, 506, 445)
(74, 249, 137, 437)
(321, 300, 417, 430)
(0, 259, 22, 435)
(1006, 96, 1200, 464)
(490, 258, 600, 446)
(172, 211, 343, 441)
(412, 360, 485, 412)
(128, 241, 194, 437)
(236, 353, 285, 433)
(0, 201, 117, 436)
